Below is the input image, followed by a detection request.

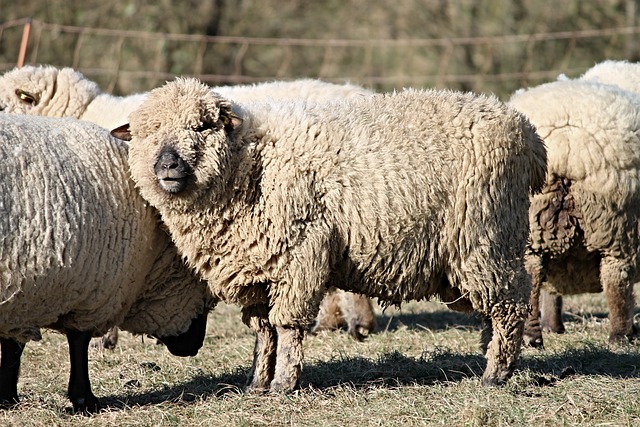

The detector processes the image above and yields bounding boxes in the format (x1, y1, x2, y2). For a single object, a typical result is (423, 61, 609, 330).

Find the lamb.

(0, 65, 378, 343)
(0, 113, 214, 413)
(113, 77, 547, 391)
(507, 79, 640, 346)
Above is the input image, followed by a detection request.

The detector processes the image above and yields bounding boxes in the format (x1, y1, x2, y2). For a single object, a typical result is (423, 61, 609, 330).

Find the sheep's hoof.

(70, 395, 101, 415)
(480, 371, 509, 387)
(523, 319, 544, 348)
(0, 396, 19, 409)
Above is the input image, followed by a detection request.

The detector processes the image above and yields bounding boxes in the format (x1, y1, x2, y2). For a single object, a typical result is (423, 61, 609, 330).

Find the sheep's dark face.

(123, 78, 242, 210)
(154, 312, 208, 357)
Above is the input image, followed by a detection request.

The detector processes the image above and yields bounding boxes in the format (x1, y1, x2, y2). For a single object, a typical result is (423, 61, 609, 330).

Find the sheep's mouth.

(154, 148, 193, 194)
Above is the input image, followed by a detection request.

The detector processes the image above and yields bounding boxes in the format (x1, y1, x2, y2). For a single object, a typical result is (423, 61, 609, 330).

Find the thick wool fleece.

(214, 78, 372, 103)
(0, 114, 210, 343)
(580, 60, 640, 95)
(0, 66, 376, 336)
(509, 79, 640, 343)
(0, 65, 146, 129)
(125, 78, 547, 387)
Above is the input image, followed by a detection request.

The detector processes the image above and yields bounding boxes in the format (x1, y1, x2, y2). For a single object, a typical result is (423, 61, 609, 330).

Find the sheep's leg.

(523, 255, 544, 348)
(0, 338, 25, 406)
(540, 291, 565, 333)
(600, 258, 638, 343)
(65, 329, 100, 413)
(481, 300, 527, 386)
(242, 305, 277, 392)
(268, 235, 330, 392)
(270, 325, 305, 392)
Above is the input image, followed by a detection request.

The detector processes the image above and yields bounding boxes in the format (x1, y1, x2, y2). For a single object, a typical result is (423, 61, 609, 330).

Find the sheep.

(579, 59, 640, 95)
(0, 113, 214, 413)
(507, 79, 640, 347)
(535, 60, 640, 335)
(0, 65, 378, 343)
(0, 64, 146, 129)
(113, 77, 547, 391)
(311, 288, 377, 340)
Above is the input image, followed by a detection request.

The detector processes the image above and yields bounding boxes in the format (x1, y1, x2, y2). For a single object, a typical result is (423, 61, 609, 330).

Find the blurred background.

(1, 0, 639, 98)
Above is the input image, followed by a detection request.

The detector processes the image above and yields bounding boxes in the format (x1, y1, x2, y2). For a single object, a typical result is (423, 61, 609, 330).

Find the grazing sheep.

(311, 288, 377, 340)
(0, 114, 213, 413)
(114, 77, 546, 391)
(508, 79, 640, 347)
(0, 65, 377, 343)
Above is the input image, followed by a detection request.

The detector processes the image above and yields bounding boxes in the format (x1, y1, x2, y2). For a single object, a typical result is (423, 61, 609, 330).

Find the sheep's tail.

(522, 117, 547, 195)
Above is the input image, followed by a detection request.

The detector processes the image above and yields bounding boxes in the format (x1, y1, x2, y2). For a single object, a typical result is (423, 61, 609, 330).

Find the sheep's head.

(112, 77, 243, 211)
(0, 65, 100, 118)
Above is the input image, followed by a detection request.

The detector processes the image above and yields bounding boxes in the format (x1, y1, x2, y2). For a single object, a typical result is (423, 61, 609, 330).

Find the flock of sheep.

(0, 59, 638, 413)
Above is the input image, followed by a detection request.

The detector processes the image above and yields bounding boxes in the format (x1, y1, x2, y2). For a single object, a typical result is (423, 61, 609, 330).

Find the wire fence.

(1, 17, 639, 97)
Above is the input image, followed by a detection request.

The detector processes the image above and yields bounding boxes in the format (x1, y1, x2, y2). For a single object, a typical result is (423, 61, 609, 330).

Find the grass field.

(1, 286, 639, 426)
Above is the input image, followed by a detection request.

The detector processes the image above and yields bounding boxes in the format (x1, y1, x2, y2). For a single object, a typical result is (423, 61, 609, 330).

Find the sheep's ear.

(221, 111, 243, 133)
(110, 124, 132, 141)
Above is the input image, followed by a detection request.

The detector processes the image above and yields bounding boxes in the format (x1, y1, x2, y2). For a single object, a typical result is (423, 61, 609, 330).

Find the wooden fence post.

(17, 18, 32, 68)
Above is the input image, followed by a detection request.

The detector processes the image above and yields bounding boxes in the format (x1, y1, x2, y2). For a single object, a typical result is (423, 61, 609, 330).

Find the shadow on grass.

(374, 309, 483, 333)
(97, 343, 640, 411)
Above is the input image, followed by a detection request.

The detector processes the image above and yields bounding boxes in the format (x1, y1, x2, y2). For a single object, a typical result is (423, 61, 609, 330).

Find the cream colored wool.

(0, 65, 375, 342)
(508, 79, 640, 344)
(0, 66, 371, 129)
(0, 114, 211, 343)
(580, 59, 640, 95)
(123, 78, 546, 389)
(0, 65, 146, 129)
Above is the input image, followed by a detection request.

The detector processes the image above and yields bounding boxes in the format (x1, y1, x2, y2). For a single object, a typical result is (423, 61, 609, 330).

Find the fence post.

(17, 18, 32, 68)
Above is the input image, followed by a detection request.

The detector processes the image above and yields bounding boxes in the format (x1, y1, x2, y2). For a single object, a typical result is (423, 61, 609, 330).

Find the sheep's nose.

(156, 150, 181, 171)
(154, 147, 192, 193)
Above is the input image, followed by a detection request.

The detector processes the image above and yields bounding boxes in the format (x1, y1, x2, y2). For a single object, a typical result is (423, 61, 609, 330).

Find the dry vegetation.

(1, 285, 639, 426)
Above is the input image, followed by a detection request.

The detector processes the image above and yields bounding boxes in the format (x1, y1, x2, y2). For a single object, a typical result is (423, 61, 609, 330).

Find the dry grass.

(1, 286, 640, 426)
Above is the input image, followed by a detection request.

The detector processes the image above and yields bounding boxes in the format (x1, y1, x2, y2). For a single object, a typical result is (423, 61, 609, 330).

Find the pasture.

(1, 286, 639, 426)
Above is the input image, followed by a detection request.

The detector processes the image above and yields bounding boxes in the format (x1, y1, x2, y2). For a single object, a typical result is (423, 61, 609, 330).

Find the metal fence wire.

(1, 17, 640, 97)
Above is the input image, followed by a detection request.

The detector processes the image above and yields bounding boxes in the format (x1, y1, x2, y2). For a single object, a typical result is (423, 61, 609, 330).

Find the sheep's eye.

(194, 120, 214, 133)
(15, 89, 39, 106)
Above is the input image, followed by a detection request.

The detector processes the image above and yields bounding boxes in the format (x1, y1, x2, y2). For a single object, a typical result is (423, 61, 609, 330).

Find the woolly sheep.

(0, 114, 213, 412)
(0, 65, 146, 129)
(311, 288, 377, 340)
(536, 59, 640, 335)
(508, 79, 640, 346)
(0, 65, 377, 343)
(580, 59, 640, 95)
(113, 77, 547, 391)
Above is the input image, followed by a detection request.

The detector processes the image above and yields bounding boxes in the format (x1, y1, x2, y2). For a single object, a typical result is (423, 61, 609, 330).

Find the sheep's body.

(0, 65, 377, 342)
(508, 79, 640, 346)
(0, 114, 211, 411)
(214, 79, 372, 103)
(580, 59, 640, 95)
(537, 59, 640, 334)
(120, 78, 546, 391)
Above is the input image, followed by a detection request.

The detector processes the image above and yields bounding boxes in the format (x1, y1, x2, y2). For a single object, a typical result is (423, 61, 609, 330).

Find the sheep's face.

(120, 77, 243, 210)
(0, 65, 99, 118)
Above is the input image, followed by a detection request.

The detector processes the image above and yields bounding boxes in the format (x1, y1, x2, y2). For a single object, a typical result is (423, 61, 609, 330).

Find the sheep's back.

(243, 89, 539, 302)
(510, 80, 640, 254)
(0, 114, 161, 341)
